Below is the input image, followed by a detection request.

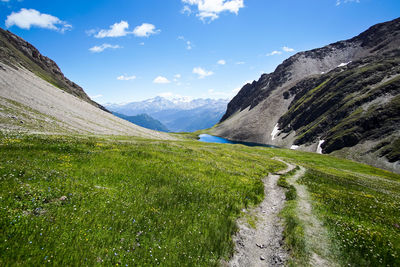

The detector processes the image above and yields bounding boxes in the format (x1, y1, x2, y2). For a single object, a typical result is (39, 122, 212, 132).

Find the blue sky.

(1, 0, 399, 103)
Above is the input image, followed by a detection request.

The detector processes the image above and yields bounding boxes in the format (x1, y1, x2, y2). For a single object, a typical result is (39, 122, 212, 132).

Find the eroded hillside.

(0, 28, 173, 139)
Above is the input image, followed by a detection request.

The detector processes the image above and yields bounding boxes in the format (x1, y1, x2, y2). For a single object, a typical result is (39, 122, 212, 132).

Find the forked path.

(227, 161, 296, 267)
(290, 166, 338, 267)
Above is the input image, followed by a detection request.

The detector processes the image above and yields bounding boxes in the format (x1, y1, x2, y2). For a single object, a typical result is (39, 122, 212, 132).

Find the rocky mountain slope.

(212, 17, 400, 173)
(0, 28, 172, 140)
(106, 97, 228, 132)
(0, 28, 107, 111)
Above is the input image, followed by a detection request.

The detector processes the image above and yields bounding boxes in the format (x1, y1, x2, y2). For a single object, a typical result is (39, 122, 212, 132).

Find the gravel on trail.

(227, 161, 297, 267)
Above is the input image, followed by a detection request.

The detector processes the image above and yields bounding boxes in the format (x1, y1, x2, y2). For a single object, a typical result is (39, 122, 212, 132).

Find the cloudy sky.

(1, 0, 399, 103)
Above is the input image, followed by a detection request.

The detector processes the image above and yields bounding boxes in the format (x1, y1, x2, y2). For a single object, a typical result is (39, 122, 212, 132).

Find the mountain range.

(105, 97, 228, 132)
(211, 17, 400, 173)
(1, 18, 399, 173)
(113, 112, 169, 132)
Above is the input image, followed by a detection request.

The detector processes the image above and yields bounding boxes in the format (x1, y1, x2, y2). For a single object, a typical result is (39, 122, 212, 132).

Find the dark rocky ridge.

(214, 17, 400, 173)
(278, 51, 400, 160)
(0, 27, 108, 112)
(221, 18, 400, 122)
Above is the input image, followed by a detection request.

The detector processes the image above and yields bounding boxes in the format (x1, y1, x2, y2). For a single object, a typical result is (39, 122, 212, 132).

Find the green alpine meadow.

(1, 133, 399, 266)
(1, 1, 399, 266)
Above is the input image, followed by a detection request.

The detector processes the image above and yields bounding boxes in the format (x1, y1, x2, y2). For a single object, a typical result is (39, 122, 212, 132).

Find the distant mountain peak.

(105, 96, 229, 132)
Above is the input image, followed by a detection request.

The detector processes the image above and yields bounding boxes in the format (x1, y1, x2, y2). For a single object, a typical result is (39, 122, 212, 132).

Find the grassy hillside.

(273, 149, 400, 266)
(1, 132, 399, 266)
(0, 132, 284, 266)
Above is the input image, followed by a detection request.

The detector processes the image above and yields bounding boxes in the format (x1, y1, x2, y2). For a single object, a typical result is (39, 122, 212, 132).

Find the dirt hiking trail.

(227, 161, 296, 267)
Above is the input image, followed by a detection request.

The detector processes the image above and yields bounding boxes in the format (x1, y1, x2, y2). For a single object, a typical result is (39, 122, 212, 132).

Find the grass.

(278, 166, 310, 266)
(0, 132, 285, 266)
(272, 148, 400, 266)
(277, 166, 299, 201)
(280, 201, 308, 266)
(278, 167, 309, 266)
(244, 212, 258, 229)
(1, 132, 400, 266)
(299, 169, 400, 266)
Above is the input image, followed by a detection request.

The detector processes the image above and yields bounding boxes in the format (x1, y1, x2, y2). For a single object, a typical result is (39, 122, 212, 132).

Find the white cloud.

(186, 41, 193, 50)
(89, 44, 121, 53)
(336, 0, 360, 6)
(266, 50, 282, 56)
(139, 42, 145, 46)
(117, 75, 136, 81)
(235, 61, 245, 65)
(173, 74, 182, 82)
(5, 8, 71, 32)
(177, 36, 193, 50)
(181, 5, 192, 15)
(217, 59, 226, 65)
(174, 74, 182, 82)
(182, 0, 245, 22)
(193, 67, 213, 79)
(85, 29, 96, 36)
(133, 23, 160, 37)
(153, 76, 171, 84)
(282, 46, 295, 52)
(267, 46, 295, 56)
(94, 21, 159, 38)
(95, 21, 130, 38)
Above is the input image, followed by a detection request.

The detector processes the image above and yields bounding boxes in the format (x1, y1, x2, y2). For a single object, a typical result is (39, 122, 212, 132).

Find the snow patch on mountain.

(338, 61, 352, 67)
(317, 140, 325, 154)
(271, 123, 280, 140)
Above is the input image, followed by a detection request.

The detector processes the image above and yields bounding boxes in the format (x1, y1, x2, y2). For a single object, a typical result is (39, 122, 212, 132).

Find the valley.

(0, 2, 399, 266)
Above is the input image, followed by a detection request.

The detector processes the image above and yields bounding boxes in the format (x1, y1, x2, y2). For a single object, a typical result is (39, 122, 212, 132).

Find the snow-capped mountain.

(105, 97, 229, 132)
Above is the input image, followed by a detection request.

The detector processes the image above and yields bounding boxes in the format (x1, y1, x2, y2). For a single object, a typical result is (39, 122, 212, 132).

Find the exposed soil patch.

(227, 162, 296, 267)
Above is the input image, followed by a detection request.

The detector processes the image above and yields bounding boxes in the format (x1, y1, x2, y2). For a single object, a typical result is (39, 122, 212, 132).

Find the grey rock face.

(0, 27, 108, 112)
(213, 17, 400, 173)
